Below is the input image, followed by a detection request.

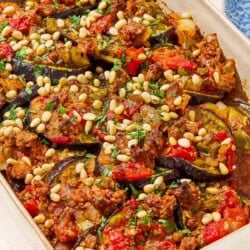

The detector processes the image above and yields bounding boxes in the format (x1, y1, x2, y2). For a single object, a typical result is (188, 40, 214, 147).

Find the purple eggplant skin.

(156, 157, 226, 182)
(149, 27, 178, 46)
(44, 156, 85, 185)
(173, 201, 185, 230)
(185, 90, 224, 105)
(0, 86, 39, 121)
(50, 5, 97, 18)
(12, 59, 87, 82)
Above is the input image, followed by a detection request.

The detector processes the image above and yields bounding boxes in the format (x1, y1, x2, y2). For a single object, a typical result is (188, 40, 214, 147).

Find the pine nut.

(143, 13, 155, 21)
(117, 10, 124, 20)
(138, 193, 147, 200)
(30, 33, 40, 40)
(79, 27, 89, 38)
(92, 100, 103, 110)
(178, 138, 191, 148)
(119, 88, 126, 98)
(5, 63, 12, 71)
(84, 177, 94, 186)
(142, 19, 150, 26)
(33, 167, 44, 176)
(183, 132, 194, 141)
(109, 27, 118, 36)
(36, 123, 45, 133)
(2, 120, 16, 127)
(212, 212, 221, 222)
(3, 6, 15, 16)
(115, 19, 127, 30)
(34, 214, 46, 224)
(75, 162, 84, 173)
(213, 71, 220, 84)
(221, 138, 232, 145)
(45, 148, 56, 157)
(192, 74, 202, 85)
(116, 154, 130, 162)
(109, 99, 117, 111)
(70, 84, 79, 93)
(164, 70, 174, 82)
(138, 53, 147, 60)
(126, 123, 137, 132)
(57, 19, 65, 28)
(109, 70, 116, 84)
(192, 49, 201, 57)
(24, 173, 34, 184)
(206, 187, 220, 195)
(219, 163, 229, 175)
(161, 112, 171, 122)
(85, 120, 93, 134)
(114, 105, 124, 115)
(98, 1, 107, 10)
(142, 123, 152, 132)
(42, 163, 54, 172)
(141, 92, 152, 103)
(44, 219, 53, 228)
(136, 210, 147, 218)
(31, 175, 42, 184)
(36, 44, 46, 56)
(52, 31, 60, 41)
(22, 156, 31, 166)
(151, 95, 160, 104)
(30, 118, 41, 128)
(41, 33, 51, 41)
(6, 158, 17, 165)
(45, 40, 54, 48)
(143, 184, 154, 194)
(169, 112, 178, 119)
(36, 75, 44, 86)
(83, 113, 96, 121)
(17, 109, 26, 119)
(154, 176, 164, 186)
(202, 213, 213, 225)
(1, 26, 12, 37)
(128, 139, 138, 148)
(80, 168, 87, 179)
(104, 135, 116, 142)
(180, 178, 192, 184)
(194, 135, 203, 142)
(42, 111, 52, 122)
(160, 84, 170, 91)
(50, 193, 61, 202)
(198, 128, 207, 137)
(50, 184, 61, 193)
(109, 123, 117, 135)
(169, 137, 177, 146)
(6, 90, 17, 99)
(79, 93, 88, 102)
(188, 110, 196, 121)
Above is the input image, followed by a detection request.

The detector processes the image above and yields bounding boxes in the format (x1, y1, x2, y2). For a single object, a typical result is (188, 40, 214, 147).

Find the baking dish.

(0, 0, 249, 249)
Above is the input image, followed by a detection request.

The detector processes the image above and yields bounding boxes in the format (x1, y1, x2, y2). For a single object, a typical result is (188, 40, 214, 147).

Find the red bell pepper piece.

(24, 197, 39, 217)
(112, 162, 154, 181)
(0, 43, 14, 60)
(10, 16, 31, 34)
(203, 220, 228, 244)
(151, 47, 197, 71)
(166, 145, 197, 162)
(122, 100, 142, 119)
(214, 131, 228, 142)
(49, 136, 71, 144)
(126, 46, 145, 76)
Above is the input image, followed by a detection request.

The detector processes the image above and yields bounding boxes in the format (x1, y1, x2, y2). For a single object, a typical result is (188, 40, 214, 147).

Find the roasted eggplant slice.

(149, 27, 178, 46)
(185, 90, 224, 105)
(44, 155, 84, 184)
(173, 201, 185, 230)
(12, 59, 88, 82)
(156, 157, 224, 181)
(0, 86, 39, 121)
(50, 5, 97, 18)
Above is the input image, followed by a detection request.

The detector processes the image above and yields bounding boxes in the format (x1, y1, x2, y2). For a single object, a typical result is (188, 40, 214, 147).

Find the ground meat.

(179, 237, 198, 250)
(7, 161, 32, 179)
(196, 33, 221, 68)
(145, 63, 163, 81)
(37, 4, 56, 16)
(120, 21, 146, 44)
(111, 68, 130, 93)
(53, 208, 80, 243)
(15, 131, 38, 148)
(172, 182, 202, 210)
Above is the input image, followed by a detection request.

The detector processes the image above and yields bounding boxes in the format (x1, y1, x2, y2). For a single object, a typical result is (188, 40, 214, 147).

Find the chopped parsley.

(9, 106, 17, 120)
(111, 148, 120, 158)
(149, 19, 161, 27)
(111, 60, 122, 71)
(69, 15, 81, 29)
(0, 35, 5, 42)
(25, 86, 32, 95)
(45, 101, 55, 111)
(129, 184, 139, 196)
(58, 104, 68, 114)
(168, 182, 179, 189)
(0, 60, 6, 71)
(34, 65, 43, 78)
(15, 48, 27, 60)
(0, 22, 8, 31)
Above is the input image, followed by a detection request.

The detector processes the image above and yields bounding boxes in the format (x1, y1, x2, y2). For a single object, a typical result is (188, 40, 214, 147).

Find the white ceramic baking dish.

(0, 0, 249, 249)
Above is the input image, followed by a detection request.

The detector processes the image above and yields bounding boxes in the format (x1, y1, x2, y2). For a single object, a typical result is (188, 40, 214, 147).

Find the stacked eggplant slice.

(0, 1, 249, 249)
